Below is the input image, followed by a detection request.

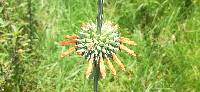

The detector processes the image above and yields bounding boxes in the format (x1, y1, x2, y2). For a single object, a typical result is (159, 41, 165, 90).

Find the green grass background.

(0, 0, 200, 92)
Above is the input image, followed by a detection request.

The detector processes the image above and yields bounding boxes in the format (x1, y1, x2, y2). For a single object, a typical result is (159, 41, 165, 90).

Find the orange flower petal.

(60, 40, 77, 46)
(60, 47, 76, 58)
(119, 37, 137, 45)
(120, 44, 136, 57)
(86, 58, 93, 79)
(112, 53, 125, 71)
(76, 52, 83, 56)
(64, 34, 79, 39)
(105, 55, 116, 76)
(99, 55, 106, 79)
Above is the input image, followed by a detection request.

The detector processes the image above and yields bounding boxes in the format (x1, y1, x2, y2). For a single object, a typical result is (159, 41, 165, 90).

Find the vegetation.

(0, 0, 200, 91)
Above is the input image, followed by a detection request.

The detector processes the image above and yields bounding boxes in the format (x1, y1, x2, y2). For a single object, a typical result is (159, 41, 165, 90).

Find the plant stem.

(28, 0, 33, 50)
(97, 0, 103, 34)
(93, 60, 99, 92)
(94, 0, 103, 92)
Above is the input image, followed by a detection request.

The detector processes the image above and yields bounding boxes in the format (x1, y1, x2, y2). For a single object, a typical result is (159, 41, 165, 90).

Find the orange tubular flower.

(60, 47, 76, 58)
(86, 58, 94, 79)
(119, 37, 137, 45)
(60, 40, 77, 46)
(112, 53, 125, 71)
(105, 55, 116, 76)
(120, 44, 136, 57)
(99, 55, 106, 79)
(64, 34, 79, 39)
(60, 21, 137, 79)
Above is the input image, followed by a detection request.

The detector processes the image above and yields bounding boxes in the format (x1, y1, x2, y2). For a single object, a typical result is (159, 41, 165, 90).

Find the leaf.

(0, 7, 3, 12)
(0, 18, 9, 27)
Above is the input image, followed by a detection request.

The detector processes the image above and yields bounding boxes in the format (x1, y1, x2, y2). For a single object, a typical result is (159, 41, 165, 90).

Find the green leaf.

(0, 7, 3, 12)
(0, 18, 9, 27)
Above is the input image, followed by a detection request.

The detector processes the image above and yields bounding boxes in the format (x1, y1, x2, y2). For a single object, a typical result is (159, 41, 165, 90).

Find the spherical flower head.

(60, 21, 137, 79)
(77, 21, 120, 61)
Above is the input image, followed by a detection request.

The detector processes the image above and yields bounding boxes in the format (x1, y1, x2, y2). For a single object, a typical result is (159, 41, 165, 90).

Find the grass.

(1, 0, 200, 92)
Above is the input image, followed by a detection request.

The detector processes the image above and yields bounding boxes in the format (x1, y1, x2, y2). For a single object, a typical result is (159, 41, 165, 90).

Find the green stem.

(97, 0, 103, 34)
(28, 0, 32, 33)
(28, 0, 33, 51)
(93, 0, 103, 92)
(93, 60, 99, 92)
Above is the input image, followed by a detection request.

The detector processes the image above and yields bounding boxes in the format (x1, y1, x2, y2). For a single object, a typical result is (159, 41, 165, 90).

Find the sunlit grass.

(1, 0, 200, 91)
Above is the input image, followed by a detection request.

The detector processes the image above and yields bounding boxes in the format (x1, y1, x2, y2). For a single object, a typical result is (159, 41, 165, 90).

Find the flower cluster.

(60, 21, 136, 79)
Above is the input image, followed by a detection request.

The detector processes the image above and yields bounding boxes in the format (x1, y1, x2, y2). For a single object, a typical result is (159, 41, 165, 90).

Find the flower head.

(60, 21, 136, 79)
